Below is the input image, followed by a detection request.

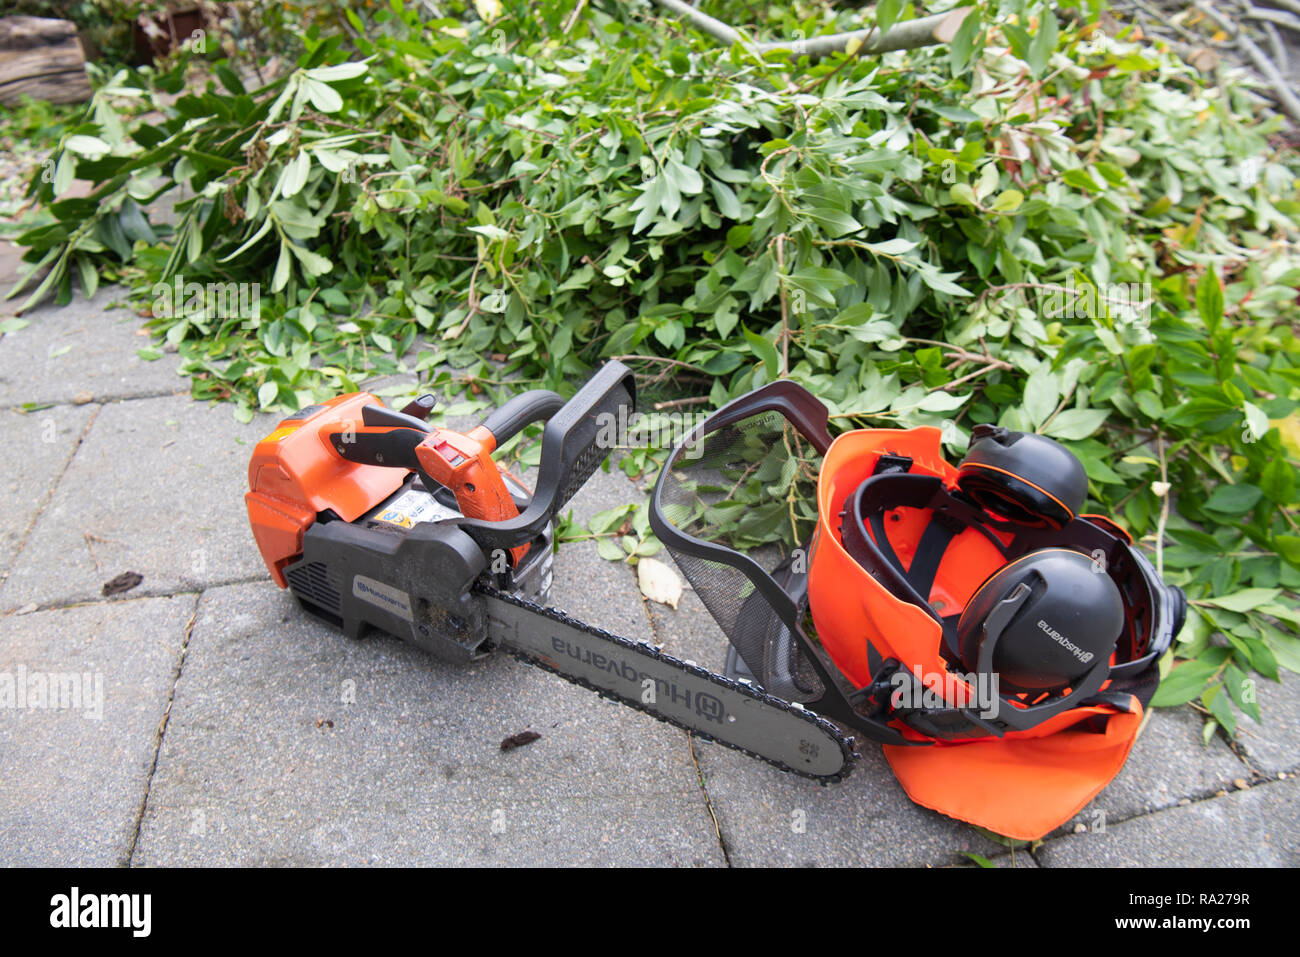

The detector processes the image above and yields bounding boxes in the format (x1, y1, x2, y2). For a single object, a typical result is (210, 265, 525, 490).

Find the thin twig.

(648, 0, 970, 61)
(1194, 0, 1300, 121)
(1243, 6, 1300, 34)
(1261, 21, 1290, 73)
(1155, 434, 1170, 580)
(775, 234, 790, 376)
(653, 396, 711, 410)
(562, 0, 589, 35)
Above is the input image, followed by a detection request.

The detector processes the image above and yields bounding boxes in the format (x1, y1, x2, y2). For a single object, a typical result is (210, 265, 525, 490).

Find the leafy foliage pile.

(7, 0, 1300, 739)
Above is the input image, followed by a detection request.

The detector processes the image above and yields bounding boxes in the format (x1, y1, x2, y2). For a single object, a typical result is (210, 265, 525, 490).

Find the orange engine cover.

(245, 393, 408, 586)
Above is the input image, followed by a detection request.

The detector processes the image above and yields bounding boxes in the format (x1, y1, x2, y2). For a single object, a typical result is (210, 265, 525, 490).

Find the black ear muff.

(956, 548, 1124, 695)
(956, 424, 1088, 529)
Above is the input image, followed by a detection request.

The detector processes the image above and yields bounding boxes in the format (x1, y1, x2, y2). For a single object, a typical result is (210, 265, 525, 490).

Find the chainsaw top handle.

(478, 389, 567, 448)
(410, 391, 564, 561)
(454, 361, 636, 553)
(319, 362, 634, 559)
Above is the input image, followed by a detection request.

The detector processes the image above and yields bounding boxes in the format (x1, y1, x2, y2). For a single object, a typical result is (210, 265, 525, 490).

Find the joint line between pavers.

(1031, 770, 1299, 866)
(126, 593, 200, 866)
(0, 389, 189, 413)
(637, 570, 733, 867)
(3, 573, 274, 616)
(0, 403, 101, 588)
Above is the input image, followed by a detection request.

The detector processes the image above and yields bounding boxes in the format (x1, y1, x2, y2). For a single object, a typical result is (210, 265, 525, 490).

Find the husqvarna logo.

(1037, 619, 1093, 663)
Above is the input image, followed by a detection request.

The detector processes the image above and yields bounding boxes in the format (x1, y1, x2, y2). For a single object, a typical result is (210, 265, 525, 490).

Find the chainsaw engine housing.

(246, 396, 554, 664)
(284, 478, 554, 663)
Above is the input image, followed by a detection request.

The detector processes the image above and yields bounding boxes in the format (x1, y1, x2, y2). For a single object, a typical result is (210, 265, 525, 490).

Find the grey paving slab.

(1233, 670, 1300, 775)
(0, 395, 277, 611)
(1055, 704, 1251, 834)
(0, 239, 23, 293)
(0, 404, 95, 580)
(1035, 776, 1299, 867)
(685, 738, 1011, 867)
(0, 593, 197, 866)
(0, 284, 184, 408)
(644, 581, 1007, 866)
(132, 565, 723, 866)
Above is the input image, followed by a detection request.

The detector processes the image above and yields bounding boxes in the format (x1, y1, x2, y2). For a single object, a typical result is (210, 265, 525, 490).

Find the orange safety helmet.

(652, 382, 1184, 841)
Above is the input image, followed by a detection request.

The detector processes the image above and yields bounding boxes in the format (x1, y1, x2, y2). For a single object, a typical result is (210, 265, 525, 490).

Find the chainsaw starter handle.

(478, 389, 565, 448)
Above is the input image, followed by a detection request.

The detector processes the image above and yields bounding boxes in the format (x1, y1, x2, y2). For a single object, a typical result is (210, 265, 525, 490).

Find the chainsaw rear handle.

(455, 361, 636, 551)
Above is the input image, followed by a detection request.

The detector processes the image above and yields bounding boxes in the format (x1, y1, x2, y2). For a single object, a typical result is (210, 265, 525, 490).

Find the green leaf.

(1223, 663, 1261, 724)
(1273, 535, 1300, 569)
(301, 77, 343, 113)
(1027, 6, 1059, 77)
(1200, 588, 1280, 613)
(1149, 659, 1217, 707)
(743, 325, 780, 378)
(710, 178, 742, 219)
(272, 239, 291, 292)
(75, 255, 98, 299)
(1265, 625, 1300, 674)
(876, 0, 904, 35)
(950, 182, 978, 207)
(990, 190, 1023, 213)
(664, 157, 703, 195)
(65, 135, 110, 158)
(915, 391, 970, 413)
(279, 151, 311, 198)
(389, 134, 413, 171)
(596, 537, 626, 562)
(807, 207, 862, 238)
(258, 380, 279, 409)
(861, 238, 917, 256)
(1042, 408, 1109, 440)
(1196, 269, 1223, 333)
(949, 9, 982, 74)
(303, 61, 369, 82)
(1203, 484, 1263, 515)
(1259, 457, 1295, 504)
(287, 242, 333, 277)
(1204, 686, 1237, 738)
(1062, 168, 1099, 192)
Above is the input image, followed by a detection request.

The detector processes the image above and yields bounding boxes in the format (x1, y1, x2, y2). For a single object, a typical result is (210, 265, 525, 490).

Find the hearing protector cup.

(836, 473, 1159, 734)
(956, 424, 1088, 529)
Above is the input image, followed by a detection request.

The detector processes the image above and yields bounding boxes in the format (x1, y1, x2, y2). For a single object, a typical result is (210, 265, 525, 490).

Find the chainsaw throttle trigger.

(400, 393, 438, 421)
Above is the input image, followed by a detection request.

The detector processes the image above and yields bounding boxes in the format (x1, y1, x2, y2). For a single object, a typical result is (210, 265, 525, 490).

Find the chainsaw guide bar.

(480, 585, 856, 782)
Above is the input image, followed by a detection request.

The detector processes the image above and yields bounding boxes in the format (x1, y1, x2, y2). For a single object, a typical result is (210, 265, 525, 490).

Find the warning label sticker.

(372, 489, 460, 528)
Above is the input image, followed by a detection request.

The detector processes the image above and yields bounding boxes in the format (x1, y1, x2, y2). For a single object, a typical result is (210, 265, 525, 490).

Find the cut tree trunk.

(0, 16, 92, 107)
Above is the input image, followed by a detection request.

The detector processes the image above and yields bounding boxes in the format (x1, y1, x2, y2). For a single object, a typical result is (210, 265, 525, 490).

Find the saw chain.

(478, 584, 857, 783)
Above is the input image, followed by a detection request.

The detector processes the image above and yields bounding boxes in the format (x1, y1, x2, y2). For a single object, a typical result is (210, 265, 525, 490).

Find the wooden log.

(0, 16, 92, 107)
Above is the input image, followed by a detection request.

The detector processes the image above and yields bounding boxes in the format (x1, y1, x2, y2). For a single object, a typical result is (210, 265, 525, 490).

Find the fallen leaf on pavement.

(500, 730, 541, 752)
(637, 557, 682, 609)
(102, 571, 143, 597)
